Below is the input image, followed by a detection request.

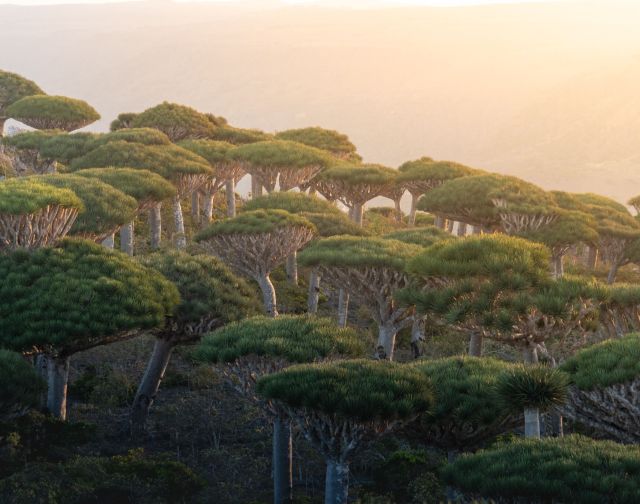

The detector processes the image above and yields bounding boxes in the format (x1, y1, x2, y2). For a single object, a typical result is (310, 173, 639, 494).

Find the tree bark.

(376, 324, 397, 361)
(173, 195, 187, 250)
(258, 273, 278, 317)
(524, 408, 541, 438)
(447, 219, 455, 233)
(337, 289, 349, 327)
(149, 203, 162, 250)
(47, 355, 70, 420)
(0, 117, 5, 137)
(286, 251, 298, 286)
(522, 344, 539, 364)
(607, 262, 619, 284)
(472, 225, 482, 235)
(130, 337, 175, 436)
(352, 204, 364, 227)
(411, 318, 425, 359)
(101, 234, 115, 249)
(434, 215, 446, 229)
(191, 192, 200, 223)
(324, 459, 349, 504)
(35, 354, 48, 410)
(394, 198, 403, 223)
(273, 415, 293, 504)
(586, 246, 598, 270)
(468, 332, 483, 357)
(120, 221, 134, 256)
(553, 254, 564, 279)
(307, 270, 321, 314)
(408, 193, 418, 227)
(203, 193, 215, 223)
(251, 175, 263, 199)
(225, 179, 236, 217)
(456, 222, 467, 237)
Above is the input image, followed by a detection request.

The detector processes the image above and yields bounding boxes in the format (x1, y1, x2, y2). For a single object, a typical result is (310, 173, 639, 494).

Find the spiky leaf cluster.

(496, 365, 569, 412)
(195, 315, 365, 364)
(242, 192, 342, 216)
(210, 126, 270, 145)
(195, 209, 315, 239)
(299, 212, 368, 237)
(178, 139, 235, 165)
(397, 158, 479, 190)
(0, 349, 45, 421)
(109, 112, 138, 131)
(383, 226, 452, 248)
(275, 127, 359, 160)
(93, 127, 171, 147)
(0, 70, 44, 117)
(0, 239, 179, 355)
(129, 102, 216, 141)
(229, 140, 332, 169)
(6, 95, 100, 131)
(0, 177, 82, 214)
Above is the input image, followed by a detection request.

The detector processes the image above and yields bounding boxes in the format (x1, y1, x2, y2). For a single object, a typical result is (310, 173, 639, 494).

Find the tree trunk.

(101, 234, 115, 249)
(472, 225, 482, 235)
(286, 251, 298, 286)
(586, 246, 598, 270)
(251, 175, 263, 199)
(352, 204, 364, 227)
(0, 117, 5, 137)
(434, 215, 445, 229)
(523, 344, 539, 364)
(394, 198, 403, 223)
(35, 354, 48, 410)
(173, 195, 187, 250)
(226, 179, 236, 217)
(47, 355, 70, 420)
(258, 273, 278, 317)
(468, 332, 483, 357)
(552, 254, 564, 279)
(456, 222, 467, 237)
(307, 270, 321, 314)
(408, 193, 418, 227)
(376, 324, 397, 361)
(447, 219, 455, 233)
(273, 415, 293, 504)
(524, 408, 541, 438)
(130, 338, 175, 436)
(324, 459, 349, 504)
(149, 203, 162, 250)
(191, 192, 200, 223)
(410, 318, 425, 359)
(203, 193, 215, 223)
(337, 289, 349, 327)
(607, 262, 619, 285)
(120, 221, 134, 256)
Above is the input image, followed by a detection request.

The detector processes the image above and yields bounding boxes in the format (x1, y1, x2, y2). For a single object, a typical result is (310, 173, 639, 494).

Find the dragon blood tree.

(0, 178, 82, 250)
(209, 125, 271, 145)
(1, 130, 62, 175)
(195, 210, 316, 317)
(275, 126, 361, 162)
(130, 251, 260, 433)
(195, 315, 364, 504)
(315, 163, 397, 226)
(397, 158, 479, 226)
(0, 239, 178, 419)
(179, 139, 245, 219)
(75, 168, 176, 255)
(560, 334, 640, 443)
(299, 236, 422, 360)
(35, 174, 138, 245)
(70, 141, 212, 249)
(128, 102, 216, 142)
(6, 95, 100, 132)
(228, 140, 331, 195)
(258, 360, 433, 504)
(109, 112, 139, 131)
(0, 69, 44, 137)
(92, 127, 172, 148)
(0, 349, 45, 422)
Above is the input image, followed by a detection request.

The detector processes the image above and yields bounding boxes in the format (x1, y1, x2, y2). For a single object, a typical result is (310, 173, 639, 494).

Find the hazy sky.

(0, 0, 561, 5)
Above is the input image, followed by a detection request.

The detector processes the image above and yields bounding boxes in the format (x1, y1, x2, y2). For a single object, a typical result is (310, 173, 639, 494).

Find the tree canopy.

(275, 127, 359, 160)
(229, 140, 332, 169)
(397, 158, 479, 191)
(496, 365, 569, 412)
(129, 102, 216, 141)
(209, 125, 271, 145)
(0, 177, 82, 215)
(6, 95, 100, 131)
(195, 209, 315, 239)
(383, 226, 452, 248)
(94, 127, 172, 147)
(0, 70, 44, 119)
(299, 212, 368, 237)
(0, 239, 179, 356)
(242, 191, 342, 216)
(178, 139, 235, 166)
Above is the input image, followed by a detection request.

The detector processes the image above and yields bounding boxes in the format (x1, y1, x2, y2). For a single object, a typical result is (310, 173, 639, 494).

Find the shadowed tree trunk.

(457, 222, 467, 237)
(376, 323, 398, 361)
(251, 176, 263, 199)
(393, 198, 403, 223)
(337, 290, 349, 327)
(308, 270, 321, 314)
(173, 195, 187, 250)
(324, 459, 349, 504)
(258, 274, 278, 317)
(472, 225, 482, 234)
(273, 415, 293, 504)
(586, 246, 598, 270)
(408, 193, 419, 227)
(553, 254, 564, 279)
(203, 193, 215, 223)
(468, 332, 483, 357)
(0, 118, 5, 137)
(524, 408, 541, 438)
(226, 179, 236, 217)
(191, 192, 200, 223)
(410, 318, 425, 359)
(101, 234, 115, 249)
(434, 215, 446, 229)
(447, 219, 455, 233)
(120, 221, 134, 256)
(522, 344, 539, 364)
(286, 252, 298, 286)
(352, 204, 364, 227)
(150, 203, 162, 250)
(607, 262, 620, 285)
(47, 355, 70, 420)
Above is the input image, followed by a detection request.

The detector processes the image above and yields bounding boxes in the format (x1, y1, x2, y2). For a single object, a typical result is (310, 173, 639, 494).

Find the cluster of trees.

(2, 69, 640, 503)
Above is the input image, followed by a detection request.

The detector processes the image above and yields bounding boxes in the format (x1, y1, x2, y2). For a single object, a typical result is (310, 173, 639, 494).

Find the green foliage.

(560, 334, 640, 390)
(228, 140, 332, 169)
(0, 449, 205, 504)
(243, 192, 342, 216)
(6, 95, 100, 131)
(496, 365, 569, 412)
(209, 126, 270, 144)
(488, 176, 557, 216)
(195, 315, 365, 364)
(363, 208, 406, 235)
(0, 239, 179, 354)
(94, 127, 172, 147)
(35, 174, 138, 237)
(0, 350, 45, 421)
(74, 168, 176, 205)
(69, 141, 212, 180)
(574, 193, 629, 214)
(383, 226, 451, 247)
(130, 102, 216, 141)
(195, 209, 315, 239)
(39, 132, 99, 163)
(109, 112, 138, 131)
(299, 212, 368, 237)
(0, 177, 82, 214)
(441, 435, 640, 504)
(178, 139, 235, 165)
(0, 70, 45, 116)
(299, 235, 422, 271)
(139, 251, 260, 332)
(275, 127, 359, 159)
(257, 359, 434, 422)
(1, 130, 60, 151)
(397, 158, 479, 184)
(520, 210, 599, 249)
(319, 162, 397, 186)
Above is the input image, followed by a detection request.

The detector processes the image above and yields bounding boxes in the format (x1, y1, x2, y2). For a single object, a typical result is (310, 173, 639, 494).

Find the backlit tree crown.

(0, 69, 45, 119)
(129, 102, 216, 141)
(275, 127, 360, 160)
(6, 95, 100, 131)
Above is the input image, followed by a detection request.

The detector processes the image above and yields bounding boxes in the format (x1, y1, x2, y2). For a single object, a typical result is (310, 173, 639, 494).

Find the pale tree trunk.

(47, 355, 70, 420)
(0, 117, 5, 137)
(101, 234, 115, 249)
(552, 254, 564, 279)
(251, 175, 263, 199)
(456, 222, 467, 237)
(586, 246, 598, 270)
(523, 344, 539, 364)
(149, 203, 162, 250)
(203, 193, 215, 223)
(607, 262, 620, 285)
(447, 219, 455, 233)
(408, 193, 418, 227)
(352, 204, 364, 227)
(324, 459, 349, 504)
(272, 415, 293, 504)
(35, 354, 48, 409)
(286, 252, 298, 286)
(376, 323, 397, 361)
(468, 332, 483, 357)
(337, 289, 349, 327)
(120, 221, 134, 256)
(173, 195, 187, 250)
(191, 192, 200, 223)
(225, 179, 236, 217)
(394, 198, 403, 223)
(472, 225, 482, 235)
(258, 273, 278, 317)
(410, 318, 425, 359)
(434, 215, 446, 229)
(524, 408, 541, 438)
(307, 270, 321, 314)
(130, 337, 175, 435)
